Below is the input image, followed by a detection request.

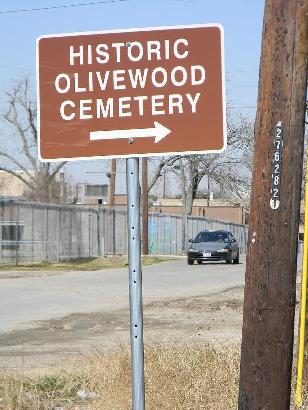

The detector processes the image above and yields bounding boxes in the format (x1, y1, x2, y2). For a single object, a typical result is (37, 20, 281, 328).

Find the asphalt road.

(0, 258, 246, 333)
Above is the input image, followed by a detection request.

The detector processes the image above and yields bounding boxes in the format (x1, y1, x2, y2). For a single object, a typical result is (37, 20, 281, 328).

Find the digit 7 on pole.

(36, 24, 226, 161)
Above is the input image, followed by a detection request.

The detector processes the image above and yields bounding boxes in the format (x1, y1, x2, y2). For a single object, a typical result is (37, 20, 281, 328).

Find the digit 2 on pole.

(36, 24, 226, 161)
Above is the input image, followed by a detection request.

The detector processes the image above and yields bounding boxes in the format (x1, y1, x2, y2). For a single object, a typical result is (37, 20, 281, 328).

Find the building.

(149, 198, 248, 224)
(0, 171, 31, 200)
(75, 183, 109, 205)
(0, 170, 70, 203)
(95, 194, 248, 225)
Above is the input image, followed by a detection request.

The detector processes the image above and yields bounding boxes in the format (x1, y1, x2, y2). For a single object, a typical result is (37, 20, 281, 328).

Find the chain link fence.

(0, 200, 248, 264)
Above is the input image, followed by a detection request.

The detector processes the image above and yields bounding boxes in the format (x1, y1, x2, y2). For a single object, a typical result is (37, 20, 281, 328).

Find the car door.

(229, 233, 238, 257)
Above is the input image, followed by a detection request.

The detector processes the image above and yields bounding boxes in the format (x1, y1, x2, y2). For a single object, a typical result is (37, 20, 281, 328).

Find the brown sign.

(37, 24, 226, 161)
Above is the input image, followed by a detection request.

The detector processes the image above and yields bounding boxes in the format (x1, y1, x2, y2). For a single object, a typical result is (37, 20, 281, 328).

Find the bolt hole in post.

(126, 157, 145, 410)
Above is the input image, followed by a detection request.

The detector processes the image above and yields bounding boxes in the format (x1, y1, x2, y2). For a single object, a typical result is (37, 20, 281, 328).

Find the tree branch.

(3, 88, 38, 171)
(0, 167, 36, 191)
(0, 151, 36, 182)
(50, 162, 66, 178)
(148, 155, 181, 192)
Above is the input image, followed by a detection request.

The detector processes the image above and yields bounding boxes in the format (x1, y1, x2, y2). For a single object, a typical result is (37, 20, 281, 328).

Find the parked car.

(187, 230, 240, 265)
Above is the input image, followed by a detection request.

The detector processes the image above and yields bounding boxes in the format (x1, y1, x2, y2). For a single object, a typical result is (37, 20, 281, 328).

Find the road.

(0, 258, 246, 333)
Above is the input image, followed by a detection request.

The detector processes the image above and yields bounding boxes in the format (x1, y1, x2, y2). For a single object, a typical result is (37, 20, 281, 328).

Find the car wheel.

(187, 258, 194, 265)
(197, 260, 202, 265)
(233, 251, 240, 264)
(226, 254, 232, 264)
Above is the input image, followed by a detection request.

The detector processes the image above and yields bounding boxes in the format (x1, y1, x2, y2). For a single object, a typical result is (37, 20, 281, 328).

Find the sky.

(0, 0, 264, 194)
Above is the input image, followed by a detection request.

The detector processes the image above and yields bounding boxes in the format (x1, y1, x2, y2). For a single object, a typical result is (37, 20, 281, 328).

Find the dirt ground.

(0, 285, 245, 370)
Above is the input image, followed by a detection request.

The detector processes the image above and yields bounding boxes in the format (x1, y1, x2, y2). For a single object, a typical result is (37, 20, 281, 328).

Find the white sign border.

(36, 23, 226, 162)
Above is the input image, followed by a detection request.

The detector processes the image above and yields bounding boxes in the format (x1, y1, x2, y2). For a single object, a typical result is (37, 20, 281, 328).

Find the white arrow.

(90, 121, 171, 144)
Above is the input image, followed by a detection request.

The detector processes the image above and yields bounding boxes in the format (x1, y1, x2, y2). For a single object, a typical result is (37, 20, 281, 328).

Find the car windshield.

(194, 231, 228, 243)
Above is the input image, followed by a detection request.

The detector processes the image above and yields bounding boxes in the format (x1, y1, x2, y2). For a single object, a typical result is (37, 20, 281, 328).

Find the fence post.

(0, 202, 3, 264)
(125, 209, 128, 255)
(15, 202, 19, 266)
(112, 208, 116, 255)
(175, 216, 178, 254)
(156, 214, 159, 254)
(163, 215, 166, 255)
(78, 209, 82, 258)
(97, 209, 101, 257)
(30, 204, 34, 263)
(69, 209, 73, 261)
(101, 208, 106, 257)
(104, 208, 109, 255)
(58, 207, 62, 262)
(88, 209, 91, 258)
(169, 216, 172, 254)
(44, 206, 48, 261)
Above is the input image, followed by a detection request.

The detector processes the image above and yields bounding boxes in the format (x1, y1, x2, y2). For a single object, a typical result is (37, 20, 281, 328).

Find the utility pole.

(142, 157, 149, 255)
(238, 1, 308, 409)
(109, 159, 116, 208)
(163, 169, 166, 199)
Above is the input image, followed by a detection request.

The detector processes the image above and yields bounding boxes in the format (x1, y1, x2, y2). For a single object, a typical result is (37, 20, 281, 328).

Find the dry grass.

(1, 343, 306, 409)
(0, 343, 240, 410)
(0, 255, 175, 272)
(290, 384, 308, 410)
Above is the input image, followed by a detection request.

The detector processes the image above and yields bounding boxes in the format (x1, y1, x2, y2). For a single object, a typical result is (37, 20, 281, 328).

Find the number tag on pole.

(270, 121, 283, 210)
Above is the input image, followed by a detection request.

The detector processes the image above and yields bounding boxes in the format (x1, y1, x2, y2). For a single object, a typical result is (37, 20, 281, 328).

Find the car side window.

(229, 234, 236, 243)
(194, 233, 204, 243)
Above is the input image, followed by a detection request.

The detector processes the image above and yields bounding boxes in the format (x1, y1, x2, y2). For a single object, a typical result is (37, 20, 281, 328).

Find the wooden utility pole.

(142, 157, 149, 255)
(108, 159, 116, 208)
(238, 1, 308, 409)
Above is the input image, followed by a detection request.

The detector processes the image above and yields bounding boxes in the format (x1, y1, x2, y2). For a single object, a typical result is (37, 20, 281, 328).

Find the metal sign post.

(126, 157, 145, 410)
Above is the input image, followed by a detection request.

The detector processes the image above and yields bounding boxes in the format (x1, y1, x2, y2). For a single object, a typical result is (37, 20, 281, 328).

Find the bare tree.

(22, 171, 75, 204)
(148, 108, 254, 214)
(0, 78, 66, 203)
(148, 155, 180, 193)
(146, 108, 254, 250)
